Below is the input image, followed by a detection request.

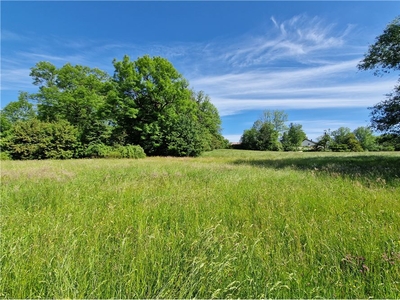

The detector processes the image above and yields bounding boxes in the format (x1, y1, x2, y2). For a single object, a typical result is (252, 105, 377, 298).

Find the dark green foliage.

(240, 128, 259, 150)
(376, 134, 400, 151)
(358, 16, 400, 135)
(8, 119, 78, 160)
(108, 55, 225, 156)
(343, 133, 364, 152)
(358, 16, 400, 74)
(165, 114, 205, 157)
(109, 55, 190, 148)
(192, 90, 228, 151)
(257, 122, 281, 151)
(370, 84, 400, 134)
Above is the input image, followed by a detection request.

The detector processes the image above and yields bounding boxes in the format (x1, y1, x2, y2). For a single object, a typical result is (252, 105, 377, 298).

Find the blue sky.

(1, 1, 399, 142)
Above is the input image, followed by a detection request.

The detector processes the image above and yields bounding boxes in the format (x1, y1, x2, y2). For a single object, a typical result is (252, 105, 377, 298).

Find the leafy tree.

(257, 122, 281, 151)
(1, 91, 36, 124)
(164, 113, 205, 157)
(343, 133, 363, 152)
(315, 130, 332, 151)
(109, 55, 191, 149)
(1, 92, 37, 156)
(358, 16, 400, 74)
(192, 90, 227, 151)
(329, 127, 363, 152)
(358, 16, 400, 134)
(281, 123, 307, 151)
(331, 127, 351, 145)
(8, 55, 224, 159)
(369, 85, 400, 135)
(254, 110, 288, 137)
(30, 62, 111, 145)
(376, 133, 400, 151)
(353, 126, 377, 150)
(240, 110, 285, 151)
(240, 128, 259, 150)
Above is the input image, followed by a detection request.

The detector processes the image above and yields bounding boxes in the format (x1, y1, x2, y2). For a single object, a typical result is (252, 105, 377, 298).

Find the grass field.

(1, 150, 400, 298)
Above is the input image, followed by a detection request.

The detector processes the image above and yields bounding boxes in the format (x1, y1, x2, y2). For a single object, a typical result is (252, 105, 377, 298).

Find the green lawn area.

(1, 150, 399, 298)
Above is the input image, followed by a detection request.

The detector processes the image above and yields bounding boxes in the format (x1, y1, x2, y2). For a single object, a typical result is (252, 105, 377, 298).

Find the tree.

(358, 16, 400, 134)
(257, 122, 281, 151)
(281, 123, 307, 151)
(30, 62, 112, 145)
(192, 90, 228, 151)
(358, 16, 400, 74)
(315, 130, 332, 151)
(343, 133, 363, 152)
(331, 127, 351, 145)
(109, 55, 223, 156)
(369, 85, 400, 134)
(240, 110, 285, 151)
(1, 91, 36, 124)
(240, 128, 259, 150)
(329, 127, 363, 152)
(109, 55, 190, 147)
(254, 110, 288, 137)
(353, 126, 377, 151)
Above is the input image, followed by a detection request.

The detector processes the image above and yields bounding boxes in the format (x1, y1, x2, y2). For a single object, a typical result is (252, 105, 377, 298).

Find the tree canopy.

(358, 16, 400, 135)
(1, 55, 228, 159)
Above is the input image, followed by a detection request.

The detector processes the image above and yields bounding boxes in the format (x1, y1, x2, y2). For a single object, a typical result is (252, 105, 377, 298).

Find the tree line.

(0, 55, 229, 160)
(237, 110, 400, 152)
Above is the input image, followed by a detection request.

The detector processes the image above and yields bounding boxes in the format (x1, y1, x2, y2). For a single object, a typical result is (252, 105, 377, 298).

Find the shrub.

(0, 151, 11, 160)
(8, 119, 78, 160)
(85, 143, 146, 159)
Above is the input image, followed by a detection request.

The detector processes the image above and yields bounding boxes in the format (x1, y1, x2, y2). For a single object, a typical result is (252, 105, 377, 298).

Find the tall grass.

(1, 150, 399, 298)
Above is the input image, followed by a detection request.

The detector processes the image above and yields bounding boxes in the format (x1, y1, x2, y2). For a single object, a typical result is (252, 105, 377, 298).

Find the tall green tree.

(240, 110, 285, 151)
(315, 130, 332, 151)
(353, 126, 377, 151)
(109, 55, 215, 156)
(192, 90, 227, 150)
(1, 91, 36, 124)
(257, 122, 281, 151)
(330, 127, 363, 152)
(281, 123, 307, 151)
(30, 62, 111, 145)
(254, 110, 288, 137)
(331, 127, 351, 145)
(240, 128, 259, 150)
(358, 16, 400, 134)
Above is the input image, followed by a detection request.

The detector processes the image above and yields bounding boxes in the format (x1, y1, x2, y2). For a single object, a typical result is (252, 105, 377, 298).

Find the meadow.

(1, 150, 399, 298)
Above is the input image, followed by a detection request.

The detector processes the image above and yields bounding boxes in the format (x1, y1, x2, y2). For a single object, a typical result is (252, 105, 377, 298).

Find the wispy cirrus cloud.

(212, 14, 356, 69)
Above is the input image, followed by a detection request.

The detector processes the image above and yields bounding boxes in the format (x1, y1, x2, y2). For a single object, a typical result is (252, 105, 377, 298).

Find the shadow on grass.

(232, 154, 400, 187)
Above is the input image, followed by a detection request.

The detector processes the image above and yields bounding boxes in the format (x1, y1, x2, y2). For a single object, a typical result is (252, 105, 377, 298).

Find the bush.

(115, 145, 146, 159)
(8, 119, 78, 160)
(0, 151, 11, 160)
(85, 143, 146, 159)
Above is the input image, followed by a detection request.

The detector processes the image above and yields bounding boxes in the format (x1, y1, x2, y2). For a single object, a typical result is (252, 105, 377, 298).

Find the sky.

(1, 1, 400, 142)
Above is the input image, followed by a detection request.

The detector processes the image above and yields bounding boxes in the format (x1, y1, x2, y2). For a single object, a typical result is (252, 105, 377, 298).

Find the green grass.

(1, 150, 400, 298)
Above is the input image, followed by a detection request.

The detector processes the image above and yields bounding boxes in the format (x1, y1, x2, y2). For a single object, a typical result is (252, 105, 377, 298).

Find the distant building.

(301, 139, 317, 148)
